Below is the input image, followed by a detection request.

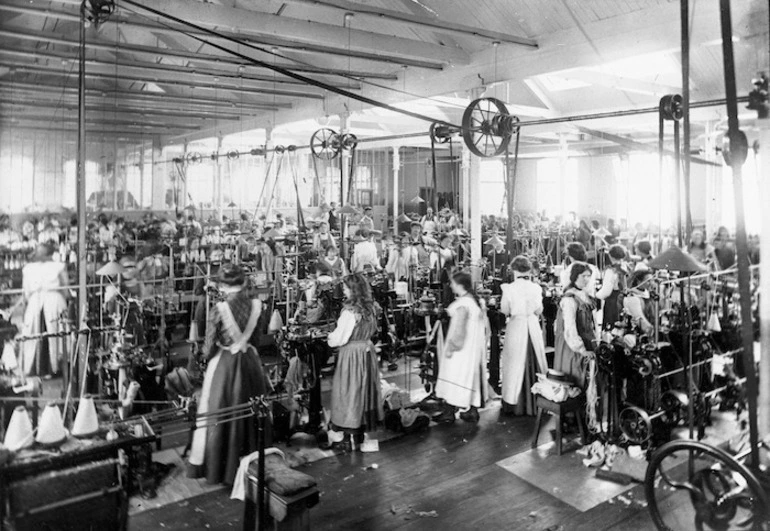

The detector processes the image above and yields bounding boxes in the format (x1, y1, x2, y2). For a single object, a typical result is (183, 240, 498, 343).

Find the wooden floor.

(130, 405, 661, 531)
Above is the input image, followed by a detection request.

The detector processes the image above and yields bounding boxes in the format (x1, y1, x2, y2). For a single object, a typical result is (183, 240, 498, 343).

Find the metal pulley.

(226, 150, 239, 160)
(429, 122, 458, 144)
(721, 129, 749, 167)
(274, 145, 286, 154)
(250, 148, 265, 157)
(659, 94, 683, 121)
(340, 133, 358, 151)
(619, 390, 688, 444)
(310, 128, 341, 160)
(186, 152, 203, 165)
(461, 97, 518, 158)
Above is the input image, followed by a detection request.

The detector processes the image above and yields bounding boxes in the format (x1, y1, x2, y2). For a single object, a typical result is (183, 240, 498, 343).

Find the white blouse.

(560, 289, 591, 355)
(327, 309, 359, 347)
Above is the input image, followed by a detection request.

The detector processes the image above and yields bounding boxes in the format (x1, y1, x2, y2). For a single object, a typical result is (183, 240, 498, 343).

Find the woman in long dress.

(327, 273, 383, 451)
(188, 264, 271, 485)
(21, 243, 69, 376)
(554, 262, 597, 389)
(434, 271, 487, 423)
(596, 244, 628, 330)
(500, 256, 548, 416)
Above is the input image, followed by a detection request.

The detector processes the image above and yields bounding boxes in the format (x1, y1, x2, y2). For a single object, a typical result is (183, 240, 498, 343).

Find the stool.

(243, 457, 319, 531)
(531, 395, 588, 456)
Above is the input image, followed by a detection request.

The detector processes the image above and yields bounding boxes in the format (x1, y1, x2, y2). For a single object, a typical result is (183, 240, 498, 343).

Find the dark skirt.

(331, 341, 383, 433)
(502, 337, 539, 416)
(189, 347, 271, 485)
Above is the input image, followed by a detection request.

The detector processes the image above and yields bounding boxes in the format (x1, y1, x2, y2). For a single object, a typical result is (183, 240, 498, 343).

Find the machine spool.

(619, 378, 746, 444)
(340, 133, 358, 151)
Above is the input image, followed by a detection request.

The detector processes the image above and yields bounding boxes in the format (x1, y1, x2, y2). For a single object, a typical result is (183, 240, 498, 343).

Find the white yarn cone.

(4, 406, 33, 451)
(36, 404, 67, 446)
(71, 396, 99, 438)
(707, 312, 722, 333)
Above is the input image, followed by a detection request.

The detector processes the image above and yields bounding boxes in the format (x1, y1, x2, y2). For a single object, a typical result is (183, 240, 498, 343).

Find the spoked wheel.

(340, 133, 358, 151)
(619, 406, 653, 444)
(461, 97, 516, 158)
(644, 440, 768, 531)
(310, 128, 341, 160)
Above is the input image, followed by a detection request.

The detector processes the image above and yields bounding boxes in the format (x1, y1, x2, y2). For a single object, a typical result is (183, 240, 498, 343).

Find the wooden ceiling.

(0, 0, 767, 153)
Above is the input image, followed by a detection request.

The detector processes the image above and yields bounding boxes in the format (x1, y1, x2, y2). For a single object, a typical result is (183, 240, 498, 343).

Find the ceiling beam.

(0, 125, 186, 140)
(275, 0, 537, 47)
(4, 115, 204, 130)
(1, 62, 325, 99)
(0, 26, 411, 84)
(0, 80, 291, 109)
(0, 2, 402, 78)
(116, 0, 469, 65)
(562, 69, 681, 97)
(0, 46, 361, 90)
(8, 1, 445, 71)
(0, 100, 244, 121)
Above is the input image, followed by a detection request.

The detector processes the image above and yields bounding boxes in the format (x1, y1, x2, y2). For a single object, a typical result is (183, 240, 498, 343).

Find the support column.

(216, 133, 223, 222)
(465, 146, 482, 282)
(758, 115, 770, 441)
(558, 133, 568, 220)
(150, 134, 165, 211)
(392, 145, 400, 229)
(704, 121, 721, 235)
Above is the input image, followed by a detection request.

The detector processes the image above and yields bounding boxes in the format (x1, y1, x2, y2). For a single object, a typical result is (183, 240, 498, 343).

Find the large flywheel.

(461, 97, 519, 158)
(310, 128, 341, 160)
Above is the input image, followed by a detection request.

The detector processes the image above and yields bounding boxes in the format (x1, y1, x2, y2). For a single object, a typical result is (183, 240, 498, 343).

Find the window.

(720, 153, 760, 234)
(537, 157, 578, 219)
(615, 153, 674, 229)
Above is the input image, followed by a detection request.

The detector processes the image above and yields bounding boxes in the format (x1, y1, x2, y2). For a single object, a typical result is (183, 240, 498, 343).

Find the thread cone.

(4, 406, 33, 451)
(36, 403, 67, 446)
(72, 396, 99, 438)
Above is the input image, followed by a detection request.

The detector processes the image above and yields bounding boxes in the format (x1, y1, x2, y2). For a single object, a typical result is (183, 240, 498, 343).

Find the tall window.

(721, 153, 760, 234)
(537, 157, 578, 219)
(615, 153, 674, 229)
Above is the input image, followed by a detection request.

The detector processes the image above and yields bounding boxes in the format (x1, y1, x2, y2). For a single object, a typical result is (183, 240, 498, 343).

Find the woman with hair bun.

(499, 256, 547, 416)
(326, 273, 383, 451)
(188, 263, 271, 485)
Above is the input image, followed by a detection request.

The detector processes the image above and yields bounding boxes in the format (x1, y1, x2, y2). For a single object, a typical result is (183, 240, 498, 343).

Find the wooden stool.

(531, 395, 588, 456)
(243, 459, 319, 531)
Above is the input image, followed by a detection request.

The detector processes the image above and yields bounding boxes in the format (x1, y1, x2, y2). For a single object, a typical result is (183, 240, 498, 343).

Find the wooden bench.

(531, 394, 588, 455)
(243, 457, 319, 531)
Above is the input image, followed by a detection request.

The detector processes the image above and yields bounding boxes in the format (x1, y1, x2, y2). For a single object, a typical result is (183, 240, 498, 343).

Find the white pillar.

(704, 121, 720, 235)
(559, 133, 568, 220)
(465, 146, 482, 283)
(216, 133, 223, 221)
(150, 134, 165, 211)
(758, 115, 770, 441)
(392, 145, 400, 229)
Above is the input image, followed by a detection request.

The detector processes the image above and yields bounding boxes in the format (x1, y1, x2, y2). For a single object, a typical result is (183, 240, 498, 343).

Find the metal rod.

(674, 121, 683, 247)
(76, 0, 88, 397)
(656, 348, 742, 379)
(719, 0, 760, 470)
(681, 0, 693, 241)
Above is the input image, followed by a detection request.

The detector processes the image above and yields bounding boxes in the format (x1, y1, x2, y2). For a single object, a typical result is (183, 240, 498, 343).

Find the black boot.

(330, 433, 352, 453)
(432, 404, 457, 424)
(459, 406, 480, 423)
(352, 432, 365, 451)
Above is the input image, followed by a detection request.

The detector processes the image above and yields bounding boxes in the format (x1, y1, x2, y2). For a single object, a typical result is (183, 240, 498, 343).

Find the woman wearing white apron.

(434, 271, 487, 423)
(188, 264, 271, 485)
(21, 243, 69, 376)
(500, 256, 548, 416)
